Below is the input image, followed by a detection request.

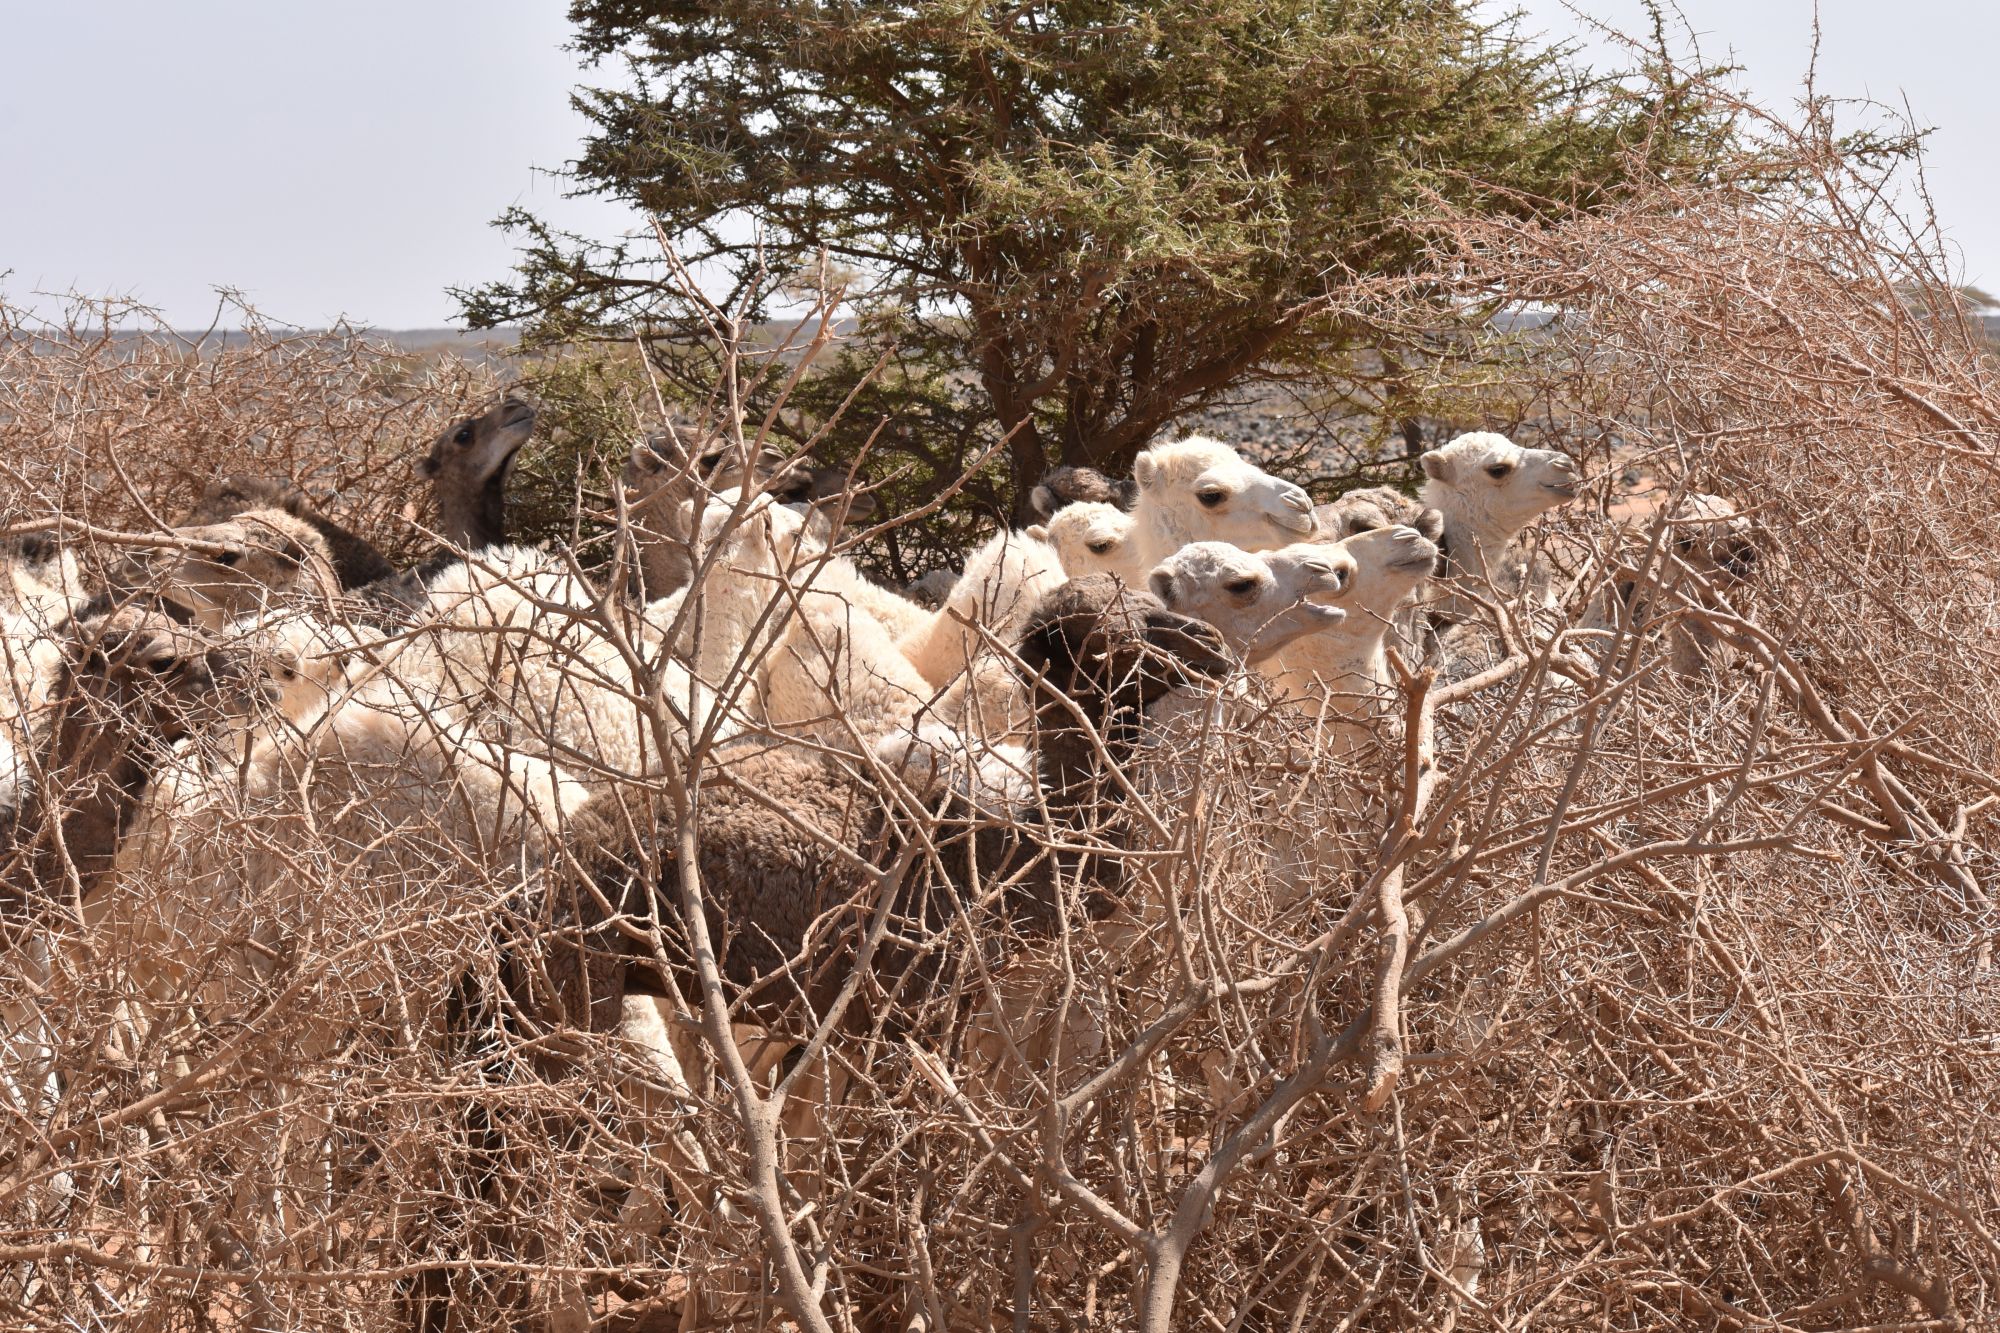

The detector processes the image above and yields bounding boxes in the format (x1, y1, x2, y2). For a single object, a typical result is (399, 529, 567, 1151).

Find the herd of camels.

(0, 395, 1761, 1321)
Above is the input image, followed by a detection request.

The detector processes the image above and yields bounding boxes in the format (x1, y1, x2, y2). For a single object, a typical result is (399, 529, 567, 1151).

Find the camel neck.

(1035, 692, 1142, 811)
(1418, 488, 1517, 589)
(436, 475, 508, 552)
(6, 711, 155, 913)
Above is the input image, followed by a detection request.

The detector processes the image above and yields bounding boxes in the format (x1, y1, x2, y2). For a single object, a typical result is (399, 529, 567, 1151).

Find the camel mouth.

(1143, 617, 1235, 682)
(1301, 602, 1347, 624)
(1392, 552, 1440, 574)
(1543, 478, 1579, 499)
(1166, 642, 1234, 682)
(497, 399, 538, 430)
(1268, 509, 1317, 536)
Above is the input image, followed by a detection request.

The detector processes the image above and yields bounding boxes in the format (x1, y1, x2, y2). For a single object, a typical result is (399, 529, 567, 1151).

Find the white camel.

(1128, 434, 1318, 570)
(1145, 540, 1353, 664)
(897, 525, 1068, 695)
(1261, 524, 1444, 733)
(1029, 500, 1146, 585)
(1415, 430, 1578, 626)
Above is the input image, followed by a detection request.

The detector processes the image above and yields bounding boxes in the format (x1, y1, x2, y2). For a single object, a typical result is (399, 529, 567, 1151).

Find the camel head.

(1130, 435, 1317, 562)
(768, 463, 879, 538)
(623, 428, 797, 599)
(1148, 541, 1350, 665)
(1336, 524, 1444, 623)
(5, 606, 264, 902)
(158, 510, 338, 629)
(1600, 474, 1760, 584)
(1671, 493, 1762, 581)
(622, 423, 796, 511)
(416, 395, 538, 551)
(905, 568, 960, 610)
(55, 605, 262, 755)
(1315, 485, 1442, 542)
(1018, 574, 1234, 721)
(1418, 432, 1578, 541)
(1608, 488, 1762, 584)
(232, 610, 364, 729)
(1030, 464, 1139, 520)
(181, 474, 298, 527)
(421, 394, 537, 491)
(1030, 501, 1144, 585)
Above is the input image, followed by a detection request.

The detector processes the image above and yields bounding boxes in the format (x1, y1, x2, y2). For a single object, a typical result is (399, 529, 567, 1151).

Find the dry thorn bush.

(0, 297, 499, 570)
(0, 75, 1995, 1333)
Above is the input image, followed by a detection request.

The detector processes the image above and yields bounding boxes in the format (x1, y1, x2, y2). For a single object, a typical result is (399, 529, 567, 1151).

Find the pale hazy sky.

(3, 2, 1994, 329)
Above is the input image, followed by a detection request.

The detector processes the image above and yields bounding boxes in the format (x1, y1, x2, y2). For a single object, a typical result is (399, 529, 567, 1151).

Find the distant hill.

(363, 327, 521, 353)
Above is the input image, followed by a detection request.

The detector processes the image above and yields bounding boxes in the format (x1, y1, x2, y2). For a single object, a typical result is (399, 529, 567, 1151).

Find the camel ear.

(1133, 453, 1161, 492)
(1415, 507, 1446, 542)
(1025, 524, 1048, 543)
(1147, 570, 1175, 607)
(1029, 484, 1056, 519)
(1419, 451, 1453, 485)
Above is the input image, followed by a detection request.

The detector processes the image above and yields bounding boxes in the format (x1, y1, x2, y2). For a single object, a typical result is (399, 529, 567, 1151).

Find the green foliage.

(510, 344, 655, 551)
(465, 0, 1737, 532)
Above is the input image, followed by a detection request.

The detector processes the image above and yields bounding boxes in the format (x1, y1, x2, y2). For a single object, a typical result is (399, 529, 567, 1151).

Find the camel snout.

(1269, 486, 1318, 535)
(497, 397, 538, 429)
(1143, 611, 1234, 682)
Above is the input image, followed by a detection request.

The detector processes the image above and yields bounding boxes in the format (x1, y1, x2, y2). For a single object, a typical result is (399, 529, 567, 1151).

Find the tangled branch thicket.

(1, 92, 1997, 1331)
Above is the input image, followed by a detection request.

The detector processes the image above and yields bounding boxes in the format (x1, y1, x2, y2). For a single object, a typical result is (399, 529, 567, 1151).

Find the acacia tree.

(465, 1, 1727, 525)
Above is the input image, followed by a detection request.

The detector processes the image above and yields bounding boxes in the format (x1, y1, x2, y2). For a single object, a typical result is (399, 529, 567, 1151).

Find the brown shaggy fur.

(1315, 485, 1444, 542)
(1029, 465, 1139, 519)
(525, 575, 1232, 1038)
(2, 607, 254, 908)
(183, 475, 396, 589)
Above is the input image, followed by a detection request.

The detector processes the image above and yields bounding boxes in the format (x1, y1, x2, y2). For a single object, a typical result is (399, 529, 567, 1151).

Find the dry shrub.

(0, 298, 499, 567)
(0, 75, 1997, 1333)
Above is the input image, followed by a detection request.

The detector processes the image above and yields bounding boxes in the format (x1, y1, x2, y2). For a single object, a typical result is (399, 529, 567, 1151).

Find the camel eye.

(1196, 489, 1227, 508)
(143, 654, 181, 676)
(1223, 577, 1260, 598)
(1485, 462, 1513, 479)
(1349, 518, 1380, 534)
(1086, 540, 1114, 555)
(453, 423, 476, 446)
(215, 549, 242, 568)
